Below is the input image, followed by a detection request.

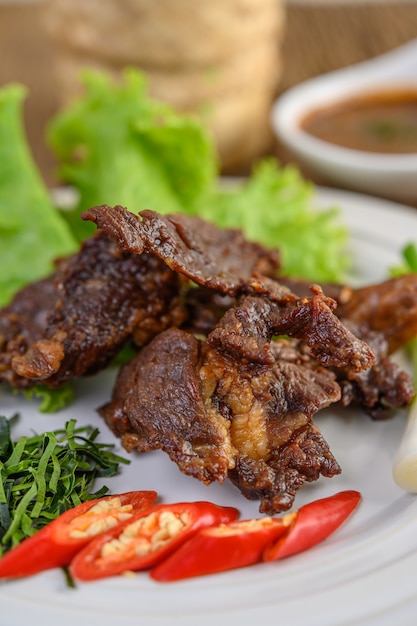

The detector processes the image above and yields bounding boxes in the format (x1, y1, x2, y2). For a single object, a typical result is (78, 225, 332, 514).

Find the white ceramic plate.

(1, 187, 417, 626)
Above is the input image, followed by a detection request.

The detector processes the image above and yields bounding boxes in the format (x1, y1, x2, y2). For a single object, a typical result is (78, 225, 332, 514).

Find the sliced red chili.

(70, 500, 239, 581)
(0, 490, 157, 579)
(263, 490, 361, 562)
(151, 514, 295, 582)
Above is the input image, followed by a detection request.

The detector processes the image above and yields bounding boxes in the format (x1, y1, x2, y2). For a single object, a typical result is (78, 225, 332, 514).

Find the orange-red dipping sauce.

(301, 88, 417, 154)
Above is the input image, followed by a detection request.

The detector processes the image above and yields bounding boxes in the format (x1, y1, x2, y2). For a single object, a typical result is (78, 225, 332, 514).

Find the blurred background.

(1, 0, 417, 187)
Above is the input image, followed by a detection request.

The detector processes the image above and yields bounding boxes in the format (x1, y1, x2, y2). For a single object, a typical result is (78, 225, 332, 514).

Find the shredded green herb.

(0, 415, 129, 555)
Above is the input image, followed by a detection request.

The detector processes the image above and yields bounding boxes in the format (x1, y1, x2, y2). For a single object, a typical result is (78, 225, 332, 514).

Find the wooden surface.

(1, 1, 417, 186)
(280, 1, 417, 90)
(0, 3, 59, 184)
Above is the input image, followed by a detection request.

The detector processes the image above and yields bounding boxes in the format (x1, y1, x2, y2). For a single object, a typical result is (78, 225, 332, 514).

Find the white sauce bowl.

(271, 38, 417, 203)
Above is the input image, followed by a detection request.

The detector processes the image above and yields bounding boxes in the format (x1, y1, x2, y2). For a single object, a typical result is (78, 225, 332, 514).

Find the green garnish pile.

(0, 416, 129, 554)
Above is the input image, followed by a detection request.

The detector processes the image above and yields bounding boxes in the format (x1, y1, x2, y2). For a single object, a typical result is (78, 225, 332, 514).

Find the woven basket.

(43, 0, 286, 173)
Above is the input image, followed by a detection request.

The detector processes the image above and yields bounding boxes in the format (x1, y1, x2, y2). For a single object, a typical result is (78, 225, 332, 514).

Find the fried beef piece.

(202, 332, 343, 513)
(101, 284, 374, 513)
(100, 327, 235, 484)
(82, 205, 281, 295)
(280, 274, 417, 357)
(82, 203, 375, 372)
(336, 275, 417, 355)
(209, 277, 375, 372)
(10, 232, 185, 386)
(10, 204, 281, 387)
(182, 286, 236, 337)
(336, 322, 415, 419)
(100, 327, 342, 512)
(0, 275, 58, 388)
(277, 276, 417, 418)
(278, 277, 353, 306)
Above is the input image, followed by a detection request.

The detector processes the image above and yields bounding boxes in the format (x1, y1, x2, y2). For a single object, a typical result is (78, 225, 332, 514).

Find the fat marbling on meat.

(100, 279, 374, 513)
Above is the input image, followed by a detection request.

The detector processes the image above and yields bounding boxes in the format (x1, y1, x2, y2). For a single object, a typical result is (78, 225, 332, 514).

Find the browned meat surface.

(336, 322, 415, 419)
(101, 284, 375, 513)
(0, 275, 58, 388)
(82, 205, 281, 295)
(1, 208, 281, 389)
(101, 328, 342, 513)
(8, 232, 185, 386)
(100, 328, 235, 484)
(209, 277, 375, 372)
(275, 275, 416, 418)
(182, 286, 236, 337)
(336, 275, 417, 354)
(280, 274, 417, 357)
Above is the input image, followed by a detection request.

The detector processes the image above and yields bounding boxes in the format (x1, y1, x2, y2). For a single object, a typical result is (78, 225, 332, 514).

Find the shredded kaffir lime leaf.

(0, 415, 129, 554)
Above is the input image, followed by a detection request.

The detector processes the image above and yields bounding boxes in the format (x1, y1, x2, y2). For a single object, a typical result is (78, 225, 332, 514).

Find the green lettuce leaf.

(0, 84, 77, 306)
(391, 242, 417, 276)
(47, 69, 217, 242)
(22, 383, 74, 413)
(199, 160, 349, 282)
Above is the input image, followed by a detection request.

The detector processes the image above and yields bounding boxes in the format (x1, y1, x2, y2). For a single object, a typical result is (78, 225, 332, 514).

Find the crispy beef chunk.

(182, 286, 236, 337)
(9, 232, 185, 386)
(101, 328, 342, 512)
(209, 277, 375, 372)
(279, 276, 417, 417)
(101, 284, 374, 513)
(0, 275, 58, 388)
(278, 277, 353, 306)
(280, 274, 417, 357)
(100, 327, 235, 484)
(82, 205, 281, 295)
(336, 322, 415, 419)
(335, 275, 417, 355)
(5, 206, 282, 388)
